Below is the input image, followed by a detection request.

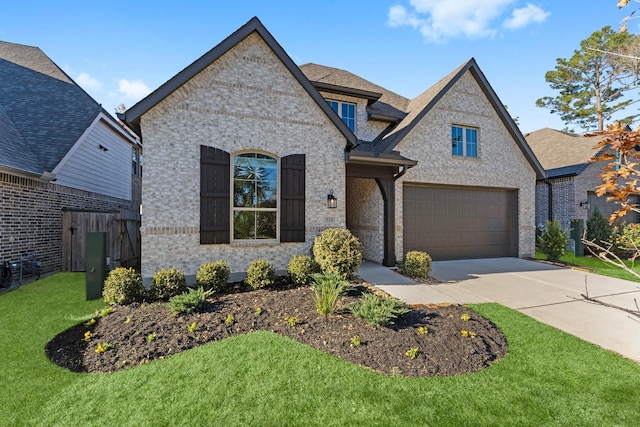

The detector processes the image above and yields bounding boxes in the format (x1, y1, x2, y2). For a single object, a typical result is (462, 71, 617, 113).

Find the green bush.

(350, 293, 409, 327)
(102, 267, 144, 305)
(287, 255, 320, 285)
(168, 287, 213, 316)
(312, 228, 363, 279)
(245, 259, 276, 289)
(538, 220, 568, 263)
(196, 260, 230, 294)
(586, 207, 614, 251)
(615, 222, 640, 252)
(311, 272, 352, 316)
(400, 251, 432, 278)
(151, 267, 187, 300)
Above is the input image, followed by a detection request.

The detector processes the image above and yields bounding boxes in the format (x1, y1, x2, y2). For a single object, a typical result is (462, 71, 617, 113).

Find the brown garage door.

(403, 184, 518, 260)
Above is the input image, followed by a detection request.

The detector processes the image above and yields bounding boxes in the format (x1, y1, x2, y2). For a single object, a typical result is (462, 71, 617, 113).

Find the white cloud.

(117, 79, 151, 100)
(75, 72, 102, 91)
(503, 3, 550, 29)
(388, 0, 549, 42)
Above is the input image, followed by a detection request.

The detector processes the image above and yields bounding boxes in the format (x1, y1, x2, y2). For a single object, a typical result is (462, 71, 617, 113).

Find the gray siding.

(53, 117, 132, 201)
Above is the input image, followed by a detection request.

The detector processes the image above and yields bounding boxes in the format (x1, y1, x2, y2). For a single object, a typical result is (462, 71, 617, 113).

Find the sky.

(1, 1, 637, 134)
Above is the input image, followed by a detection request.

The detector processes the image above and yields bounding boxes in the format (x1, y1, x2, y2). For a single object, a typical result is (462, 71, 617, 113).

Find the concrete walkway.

(357, 258, 640, 363)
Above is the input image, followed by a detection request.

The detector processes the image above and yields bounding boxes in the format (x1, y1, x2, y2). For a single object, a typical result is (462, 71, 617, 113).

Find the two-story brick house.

(121, 17, 544, 280)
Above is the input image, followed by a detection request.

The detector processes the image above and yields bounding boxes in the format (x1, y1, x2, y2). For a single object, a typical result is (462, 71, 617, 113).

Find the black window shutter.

(280, 154, 305, 242)
(200, 145, 230, 244)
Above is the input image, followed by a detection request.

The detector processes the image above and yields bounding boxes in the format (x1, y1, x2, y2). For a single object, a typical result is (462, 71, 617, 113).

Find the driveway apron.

(361, 258, 640, 363)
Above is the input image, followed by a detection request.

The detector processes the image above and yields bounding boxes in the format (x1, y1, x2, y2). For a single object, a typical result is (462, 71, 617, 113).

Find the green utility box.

(570, 219, 584, 257)
(86, 232, 108, 300)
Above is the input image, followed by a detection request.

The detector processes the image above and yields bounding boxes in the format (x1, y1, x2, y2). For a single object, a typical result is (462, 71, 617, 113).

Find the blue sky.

(0, 1, 635, 133)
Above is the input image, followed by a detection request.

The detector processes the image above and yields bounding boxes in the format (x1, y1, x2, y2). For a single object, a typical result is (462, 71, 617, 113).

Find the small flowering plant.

(614, 222, 640, 253)
(95, 342, 113, 354)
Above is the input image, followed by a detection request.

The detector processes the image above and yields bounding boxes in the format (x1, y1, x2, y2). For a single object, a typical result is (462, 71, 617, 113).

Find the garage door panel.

(403, 184, 518, 260)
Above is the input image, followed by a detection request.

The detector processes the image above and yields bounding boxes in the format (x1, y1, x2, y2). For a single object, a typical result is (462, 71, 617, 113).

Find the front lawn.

(1, 273, 639, 426)
(535, 250, 640, 282)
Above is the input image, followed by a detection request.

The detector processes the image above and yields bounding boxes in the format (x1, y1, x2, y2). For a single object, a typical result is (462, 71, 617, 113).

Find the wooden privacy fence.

(62, 209, 140, 272)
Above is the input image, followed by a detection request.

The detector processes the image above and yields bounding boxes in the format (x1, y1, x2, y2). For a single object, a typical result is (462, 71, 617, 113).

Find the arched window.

(200, 146, 304, 244)
(232, 152, 278, 240)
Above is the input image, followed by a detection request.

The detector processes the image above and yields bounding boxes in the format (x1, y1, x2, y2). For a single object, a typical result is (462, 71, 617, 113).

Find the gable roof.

(373, 59, 544, 178)
(121, 17, 356, 148)
(524, 128, 601, 177)
(0, 41, 104, 176)
(303, 59, 544, 178)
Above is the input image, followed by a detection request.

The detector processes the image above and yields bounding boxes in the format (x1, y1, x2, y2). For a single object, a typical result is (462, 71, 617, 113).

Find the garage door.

(403, 184, 518, 260)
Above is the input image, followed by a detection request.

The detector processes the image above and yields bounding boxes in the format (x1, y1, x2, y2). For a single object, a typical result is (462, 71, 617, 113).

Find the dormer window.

(327, 100, 356, 132)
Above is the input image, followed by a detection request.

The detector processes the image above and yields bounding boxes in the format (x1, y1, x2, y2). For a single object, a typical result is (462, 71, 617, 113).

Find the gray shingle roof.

(0, 41, 101, 175)
(524, 127, 601, 172)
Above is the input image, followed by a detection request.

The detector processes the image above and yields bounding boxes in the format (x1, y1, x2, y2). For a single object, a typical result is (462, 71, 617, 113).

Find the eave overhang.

(346, 150, 417, 167)
(311, 81, 382, 105)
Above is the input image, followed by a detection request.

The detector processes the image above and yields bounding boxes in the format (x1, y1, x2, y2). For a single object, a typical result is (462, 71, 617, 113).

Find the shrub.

(151, 267, 187, 300)
(311, 272, 352, 316)
(400, 251, 432, 278)
(586, 207, 614, 250)
(245, 259, 275, 289)
(538, 220, 568, 263)
(168, 287, 212, 316)
(312, 228, 363, 279)
(196, 260, 230, 294)
(350, 293, 409, 327)
(615, 222, 640, 253)
(102, 267, 144, 305)
(287, 255, 320, 285)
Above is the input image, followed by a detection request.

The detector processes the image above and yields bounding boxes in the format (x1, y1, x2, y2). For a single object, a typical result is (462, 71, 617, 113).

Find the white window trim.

(230, 150, 280, 244)
(451, 125, 478, 158)
(327, 99, 356, 132)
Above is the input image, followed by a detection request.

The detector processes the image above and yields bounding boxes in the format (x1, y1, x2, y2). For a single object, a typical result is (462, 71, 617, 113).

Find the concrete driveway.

(368, 258, 640, 363)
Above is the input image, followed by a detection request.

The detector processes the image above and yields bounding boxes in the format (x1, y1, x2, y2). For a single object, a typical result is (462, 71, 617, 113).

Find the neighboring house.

(120, 17, 544, 280)
(525, 127, 637, 237)
(0, 41, 142, 273)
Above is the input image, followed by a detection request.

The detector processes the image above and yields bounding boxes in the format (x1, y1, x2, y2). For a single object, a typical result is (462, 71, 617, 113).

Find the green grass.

(535, 250, 640, 282)
(1, 273, 639, 426)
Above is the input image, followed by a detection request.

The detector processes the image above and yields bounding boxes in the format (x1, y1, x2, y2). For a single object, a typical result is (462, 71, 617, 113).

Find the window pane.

(452, 126, 463, 156)
(466, 128, 477, 157)
(342, 103, 355, 131)
(327, 100, 339, 114)
(255, 211, 276, 239)
(256, 179, 277, 208)
(232, 152, 278, 240)
(234, 179, 255, 207)
(233, 211, 255, 239)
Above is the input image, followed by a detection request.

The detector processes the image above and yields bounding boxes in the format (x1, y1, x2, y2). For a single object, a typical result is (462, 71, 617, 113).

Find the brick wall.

(0, 172, 134, 273)
(346, 178, 384, 262)
(393, 72, 537, 259)
(138, 33, 347, 278)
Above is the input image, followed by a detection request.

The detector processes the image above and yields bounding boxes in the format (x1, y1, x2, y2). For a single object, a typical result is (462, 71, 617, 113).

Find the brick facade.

(535, 162, 622, 250)
(346, 178, 384, 263)
(0, 172, 135, 273)
(138, 33, 346, 278)
(393, 73, 537, 259)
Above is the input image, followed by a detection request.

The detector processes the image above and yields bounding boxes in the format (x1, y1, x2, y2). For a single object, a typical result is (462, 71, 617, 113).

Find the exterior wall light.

(579, 200, 590, 210)
(327, 190, 337, 209)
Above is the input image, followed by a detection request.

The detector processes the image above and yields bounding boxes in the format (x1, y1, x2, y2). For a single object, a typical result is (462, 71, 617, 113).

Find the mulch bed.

(46, 282, 508, 377)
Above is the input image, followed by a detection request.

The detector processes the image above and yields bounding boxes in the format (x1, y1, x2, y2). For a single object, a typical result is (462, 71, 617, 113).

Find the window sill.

(452, 155, 480, 160)
(230, 240, 280, 247)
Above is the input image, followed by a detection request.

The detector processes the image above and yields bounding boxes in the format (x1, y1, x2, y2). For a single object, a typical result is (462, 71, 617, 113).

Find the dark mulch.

(45, 282, 508, 377)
